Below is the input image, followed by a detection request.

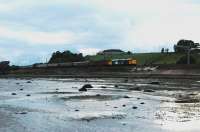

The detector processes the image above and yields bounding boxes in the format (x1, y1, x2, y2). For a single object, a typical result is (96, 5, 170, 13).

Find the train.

(29, 58, 137, 69)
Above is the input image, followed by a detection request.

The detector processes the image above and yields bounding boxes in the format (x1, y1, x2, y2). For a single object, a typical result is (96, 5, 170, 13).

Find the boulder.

(123, 95, 130, 98)
(114, 85, 119, 88)
(79, 87, 87, 92)
(96, 94, 101, 97)
(132, 106, 138, 109)
(79, 84, 93, 92)
(82, 84, 93, 89)
(12, 93, 17, 95)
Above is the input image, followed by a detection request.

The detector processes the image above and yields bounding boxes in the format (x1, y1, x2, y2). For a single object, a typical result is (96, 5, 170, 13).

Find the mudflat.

(0, 78, 200, 132)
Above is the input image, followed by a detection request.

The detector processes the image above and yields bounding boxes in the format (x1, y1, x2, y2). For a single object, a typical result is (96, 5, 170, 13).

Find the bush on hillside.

(176, 55, 196, 64)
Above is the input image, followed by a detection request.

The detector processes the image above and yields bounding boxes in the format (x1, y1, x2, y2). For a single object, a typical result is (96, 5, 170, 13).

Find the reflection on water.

(155, 99, 200, 131)
(0, 78, 200, 132)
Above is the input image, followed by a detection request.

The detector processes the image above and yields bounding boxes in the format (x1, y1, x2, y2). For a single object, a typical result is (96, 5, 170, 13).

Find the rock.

(122, 105, 126, 107)
(79, 84, 93, 92)
(79, 87, 87, 92)
(149, 81, 160, 85)
(12, 93, 17, 95)
(144, 89, 155, 92)
(124, 79, 129, 83)
(122, 123, 126, 126)
(188, 93, 197, 96)
(26, 94, 31, 97)
(19, 112, 27, 114)
(15, 112, 27, 115)
(132, 106, 138, 109)
(140, 102, 145, 105)
(137, 98, 141, 100)
(96, 94, 101, 97)
(20, 89, 23, 91)
(123, 95, 130, 98)
(101, 86, 107, 88)
(114, 85, 119, 88)
(75, 109, 79, 112)
(114, 107, 118, 109)
(20, 112, 27, 114)
(83, 84, 93, 89)
(26, 81, 32, 83)
(175, 99, 199, 103)
(133, 87, 142, 91)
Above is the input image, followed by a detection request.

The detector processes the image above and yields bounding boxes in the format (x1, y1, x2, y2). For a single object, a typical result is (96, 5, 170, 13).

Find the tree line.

(49, 50, 85, 63)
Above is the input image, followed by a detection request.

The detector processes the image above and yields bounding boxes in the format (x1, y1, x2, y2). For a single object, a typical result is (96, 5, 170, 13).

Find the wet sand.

(0, 78, 200, 132)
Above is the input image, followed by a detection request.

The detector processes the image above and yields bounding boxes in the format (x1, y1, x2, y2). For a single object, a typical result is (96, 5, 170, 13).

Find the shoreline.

(3, 64, 200, 79)
(2, 73, 200, 79)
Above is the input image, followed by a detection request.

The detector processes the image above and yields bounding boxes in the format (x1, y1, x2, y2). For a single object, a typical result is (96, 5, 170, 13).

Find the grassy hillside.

(86, 52, 200, 65)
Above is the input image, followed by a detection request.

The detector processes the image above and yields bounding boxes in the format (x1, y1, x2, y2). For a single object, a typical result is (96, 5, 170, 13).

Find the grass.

(86, 52, 200, 65)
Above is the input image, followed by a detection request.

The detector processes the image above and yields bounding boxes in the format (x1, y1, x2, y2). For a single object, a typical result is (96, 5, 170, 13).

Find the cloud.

(0, 25, 90, 45)
(79, 48, 101, 56)
(88, 0, 200, 52)
(0, 0, 200, 65)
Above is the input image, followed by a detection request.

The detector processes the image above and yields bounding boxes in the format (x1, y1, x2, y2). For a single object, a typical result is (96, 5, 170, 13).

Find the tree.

(165, 48, 169, 53)
(174, 39, 200, 53)
(49, 50, 85, 63)
(0, 61, 10, 74)
(127, 51, 132, 55)
(161, 48, 164, 53)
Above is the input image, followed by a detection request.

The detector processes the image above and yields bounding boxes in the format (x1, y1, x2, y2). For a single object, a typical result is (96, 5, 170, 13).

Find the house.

(97, 49, 125, 55)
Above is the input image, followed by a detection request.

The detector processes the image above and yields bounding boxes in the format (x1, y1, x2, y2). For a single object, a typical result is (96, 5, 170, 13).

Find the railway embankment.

(3, 64, 200, 79)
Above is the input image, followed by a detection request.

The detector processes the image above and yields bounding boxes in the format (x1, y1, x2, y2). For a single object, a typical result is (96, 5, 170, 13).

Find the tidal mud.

(0, 78, 200, 132)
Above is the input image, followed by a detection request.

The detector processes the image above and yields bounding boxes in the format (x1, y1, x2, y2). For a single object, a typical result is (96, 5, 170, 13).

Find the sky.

(0, 0, 200, 65)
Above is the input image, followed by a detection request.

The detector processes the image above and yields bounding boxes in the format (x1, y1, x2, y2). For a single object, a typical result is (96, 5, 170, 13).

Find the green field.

(86, 52, 200, 65)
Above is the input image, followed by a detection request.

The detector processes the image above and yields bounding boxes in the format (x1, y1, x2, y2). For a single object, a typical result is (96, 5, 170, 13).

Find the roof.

(112, 58, 134, 61)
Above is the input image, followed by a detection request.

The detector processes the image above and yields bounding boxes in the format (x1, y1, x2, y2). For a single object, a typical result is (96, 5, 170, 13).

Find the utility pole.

(175, 45, 197, 65)
(187, 49, 191, 65)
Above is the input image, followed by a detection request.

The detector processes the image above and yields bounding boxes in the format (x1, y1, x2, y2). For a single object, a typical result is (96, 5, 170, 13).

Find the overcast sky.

(0, 0, 199, 65)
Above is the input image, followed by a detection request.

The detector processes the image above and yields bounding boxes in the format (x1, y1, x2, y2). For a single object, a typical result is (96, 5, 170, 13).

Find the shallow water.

(0, 78, 200, 132)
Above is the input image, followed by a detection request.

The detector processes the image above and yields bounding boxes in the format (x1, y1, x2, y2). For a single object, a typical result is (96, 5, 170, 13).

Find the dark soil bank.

(5, 65, 200, 79)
